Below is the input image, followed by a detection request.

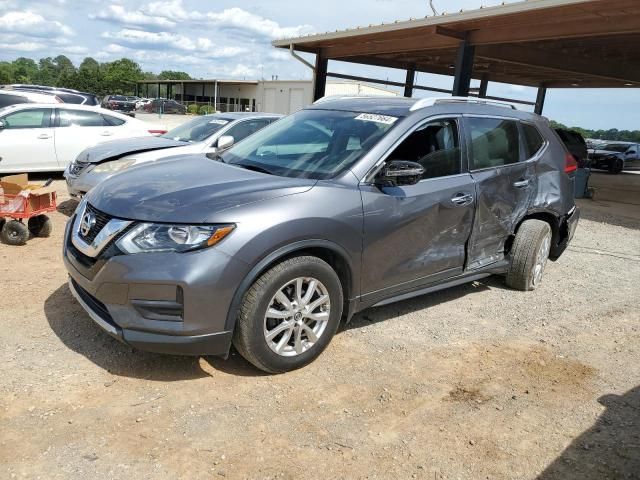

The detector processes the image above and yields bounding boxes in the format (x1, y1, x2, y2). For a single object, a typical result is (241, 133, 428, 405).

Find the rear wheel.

(28, 215, 52, 237)
(609, 158, 624, 174)
(1, 220, 29, 246)
(506, 220, 552, 291)
(233, 256, 343, 373)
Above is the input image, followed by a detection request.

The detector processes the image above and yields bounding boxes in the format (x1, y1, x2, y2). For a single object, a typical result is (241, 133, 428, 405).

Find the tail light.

(148, 129, 167, 135)
(564, 153, 578, 174)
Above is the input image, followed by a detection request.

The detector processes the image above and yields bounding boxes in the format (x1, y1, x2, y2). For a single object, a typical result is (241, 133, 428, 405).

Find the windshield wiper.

(234, 163, 274, 175)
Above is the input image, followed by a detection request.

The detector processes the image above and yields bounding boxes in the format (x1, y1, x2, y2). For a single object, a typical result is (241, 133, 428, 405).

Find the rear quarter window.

(521, 123, 545, 158)
(103, 114, 125, 126)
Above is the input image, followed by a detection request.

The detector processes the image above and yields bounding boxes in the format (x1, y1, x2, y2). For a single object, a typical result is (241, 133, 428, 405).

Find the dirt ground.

(1, 171, 638, 480)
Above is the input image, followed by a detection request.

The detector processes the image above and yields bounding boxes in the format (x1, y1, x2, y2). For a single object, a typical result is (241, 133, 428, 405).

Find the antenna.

(429, 0, 438, 16)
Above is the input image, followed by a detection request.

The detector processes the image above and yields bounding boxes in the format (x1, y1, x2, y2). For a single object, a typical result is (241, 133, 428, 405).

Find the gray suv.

(63, 97, 580, 373)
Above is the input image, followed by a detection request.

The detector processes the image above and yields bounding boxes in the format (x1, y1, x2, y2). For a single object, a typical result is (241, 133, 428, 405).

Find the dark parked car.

(3, 84, 99, 106)
(143, 99, 187, 114)
(101, 95, 137, 116)
(64, 97, 579, 373)
(589, 142, 640, 173)
(555, 128, 588, 166)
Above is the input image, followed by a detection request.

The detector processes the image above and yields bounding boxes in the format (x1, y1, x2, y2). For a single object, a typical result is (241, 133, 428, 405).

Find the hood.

(123, 142, 207, 163)
(78, 136, 188, 164)
(87, 155, 317, 223)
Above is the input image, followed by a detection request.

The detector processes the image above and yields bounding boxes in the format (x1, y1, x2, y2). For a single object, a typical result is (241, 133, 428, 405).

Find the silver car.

(64, 112, 281, 197)
(63, 97, 579, 373)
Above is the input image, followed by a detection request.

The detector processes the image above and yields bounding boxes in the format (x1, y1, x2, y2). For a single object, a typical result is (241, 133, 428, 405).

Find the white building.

(136, 79, 398, 115)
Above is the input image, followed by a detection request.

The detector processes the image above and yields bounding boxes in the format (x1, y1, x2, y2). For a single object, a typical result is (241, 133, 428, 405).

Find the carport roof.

(273, 0, 640, 88)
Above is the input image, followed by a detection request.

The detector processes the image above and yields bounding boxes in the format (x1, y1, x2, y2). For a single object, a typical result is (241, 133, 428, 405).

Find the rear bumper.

(551, 206, 580, 259)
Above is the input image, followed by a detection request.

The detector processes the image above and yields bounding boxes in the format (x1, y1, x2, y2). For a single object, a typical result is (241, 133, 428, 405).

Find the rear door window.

(59, 109, 108, 127)
(467, 117, 521, 169)
(521, 123, 545, 158)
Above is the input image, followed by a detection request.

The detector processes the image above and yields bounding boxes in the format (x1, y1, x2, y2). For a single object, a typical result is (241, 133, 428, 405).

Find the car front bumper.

(62, 214, 248, 356)
(65, 166, 116, 198)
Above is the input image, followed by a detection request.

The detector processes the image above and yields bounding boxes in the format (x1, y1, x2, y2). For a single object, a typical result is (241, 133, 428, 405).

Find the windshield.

(222, 109, 399, 179)
(603, 144, 629, 152)
(162, 115, 232, 143)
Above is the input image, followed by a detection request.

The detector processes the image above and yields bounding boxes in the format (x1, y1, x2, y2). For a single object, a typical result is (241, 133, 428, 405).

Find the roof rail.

(410, 96, 518, 112)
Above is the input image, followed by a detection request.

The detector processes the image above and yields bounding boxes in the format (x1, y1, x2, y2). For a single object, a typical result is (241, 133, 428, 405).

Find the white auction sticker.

(209, 119, 229, 125)
(355, 113, 398, 125)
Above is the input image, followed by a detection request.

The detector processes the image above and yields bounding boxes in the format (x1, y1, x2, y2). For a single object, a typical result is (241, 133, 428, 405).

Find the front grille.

(69, 162, 88, 176)
(80, 203, 112, 244)
(70, 278, 118, 329)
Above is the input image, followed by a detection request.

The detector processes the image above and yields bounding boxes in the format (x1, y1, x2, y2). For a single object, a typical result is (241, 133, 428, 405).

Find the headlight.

(93, 158, 136, 173)
(116, 223, 235, 254)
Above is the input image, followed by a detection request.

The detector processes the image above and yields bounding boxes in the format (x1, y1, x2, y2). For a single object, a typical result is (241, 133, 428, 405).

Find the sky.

(0, 0, 637, 130)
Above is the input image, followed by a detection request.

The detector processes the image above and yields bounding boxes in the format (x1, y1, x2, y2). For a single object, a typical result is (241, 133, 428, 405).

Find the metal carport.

(273, 0, 640, 113)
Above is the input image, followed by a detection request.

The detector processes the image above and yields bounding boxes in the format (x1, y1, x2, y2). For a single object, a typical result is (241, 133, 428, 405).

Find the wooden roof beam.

(476, 43, 640, 83)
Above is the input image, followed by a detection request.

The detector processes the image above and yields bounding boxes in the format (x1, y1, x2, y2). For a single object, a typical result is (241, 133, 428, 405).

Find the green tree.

(11, 57, 38, 83)
(101, 58, 143, 95)
(158, 70, 191, 80)
(0, 62, 14, 84)
(35, 57, 57, 85)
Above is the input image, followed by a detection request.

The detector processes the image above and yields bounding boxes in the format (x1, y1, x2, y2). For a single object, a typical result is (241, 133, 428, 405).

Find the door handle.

(37, 134, 52, 139)
(513, 179, 530, 189)
(100, 131, 114, 136)
(451, 193, 474, 206)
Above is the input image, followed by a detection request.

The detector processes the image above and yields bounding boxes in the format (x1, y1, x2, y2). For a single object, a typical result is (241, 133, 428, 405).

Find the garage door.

(289, 88, 305, 114)
(264, 88, 276, 113)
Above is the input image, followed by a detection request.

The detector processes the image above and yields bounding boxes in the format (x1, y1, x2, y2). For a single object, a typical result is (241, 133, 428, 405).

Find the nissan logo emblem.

(80, 211, 96, 237)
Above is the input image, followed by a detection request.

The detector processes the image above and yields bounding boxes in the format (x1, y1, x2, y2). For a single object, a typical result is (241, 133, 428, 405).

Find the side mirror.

(205, 149, 218, 160)
(376, 160, 424, 187)
(217, 135, 235, 151)
(0, 120, 5, 130)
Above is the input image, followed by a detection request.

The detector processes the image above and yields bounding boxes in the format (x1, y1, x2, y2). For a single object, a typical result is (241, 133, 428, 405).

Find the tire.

(28, 215, 52, 237)
(1, 220, 29, 246)
(233, 256, 344, 373)
(506, 219, 552, 291)
(609, 158, 624, 174)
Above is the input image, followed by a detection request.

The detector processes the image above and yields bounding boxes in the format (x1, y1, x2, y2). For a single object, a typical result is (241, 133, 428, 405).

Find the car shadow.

(537, 385, 640, 479)
(345, 275, 503, 331)
(45, 276, 507, 379)
(45, 283, 218, 381)
(56, 198, 79, 217)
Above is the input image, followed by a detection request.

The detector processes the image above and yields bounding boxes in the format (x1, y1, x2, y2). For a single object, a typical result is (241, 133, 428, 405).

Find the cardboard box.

(0, 174, 57, 215)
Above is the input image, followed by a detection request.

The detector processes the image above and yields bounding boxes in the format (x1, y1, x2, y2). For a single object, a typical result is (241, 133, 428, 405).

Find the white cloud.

(141, 0, 201, 21)
(205, 7, 312, 39)
(0, 41, 45, 52)
(101, 29, 246, 58)
(0, 11, 74, 38)
(91, 4, 176, 28)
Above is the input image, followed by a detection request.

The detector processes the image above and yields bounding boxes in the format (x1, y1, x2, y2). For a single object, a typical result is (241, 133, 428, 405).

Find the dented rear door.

(464, 116, 536, 270)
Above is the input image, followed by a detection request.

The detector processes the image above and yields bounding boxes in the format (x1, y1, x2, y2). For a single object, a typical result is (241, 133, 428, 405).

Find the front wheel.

(233, 256, 343, 373)
(506, 220, 552, 291)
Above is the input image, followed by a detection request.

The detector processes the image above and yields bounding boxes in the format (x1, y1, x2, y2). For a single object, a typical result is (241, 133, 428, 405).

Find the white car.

(64, 112, 281, 197)
(0, 104, 166, 173)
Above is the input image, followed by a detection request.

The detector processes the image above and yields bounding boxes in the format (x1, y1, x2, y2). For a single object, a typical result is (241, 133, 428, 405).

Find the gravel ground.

(0, 172, 638, 480)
